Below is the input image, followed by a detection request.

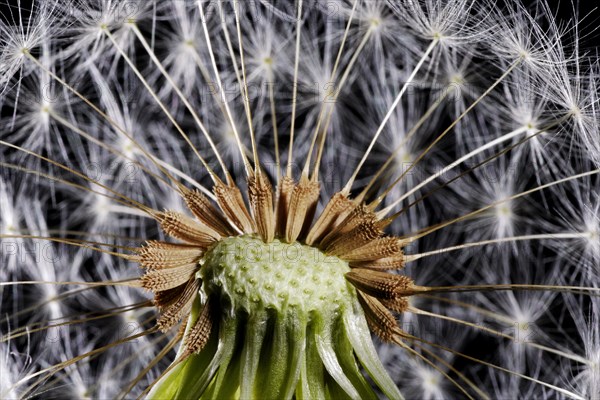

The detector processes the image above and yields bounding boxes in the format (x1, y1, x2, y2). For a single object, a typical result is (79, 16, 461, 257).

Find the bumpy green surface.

(200, 235, 353, 314)
(150, 235, 404, 400)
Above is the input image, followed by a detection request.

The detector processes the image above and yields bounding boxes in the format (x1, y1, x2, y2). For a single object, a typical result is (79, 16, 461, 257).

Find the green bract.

(148, 235, 403, 400)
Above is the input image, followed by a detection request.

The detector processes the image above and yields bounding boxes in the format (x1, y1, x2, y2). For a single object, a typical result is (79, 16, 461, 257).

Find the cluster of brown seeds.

(135, 172, 424, 356)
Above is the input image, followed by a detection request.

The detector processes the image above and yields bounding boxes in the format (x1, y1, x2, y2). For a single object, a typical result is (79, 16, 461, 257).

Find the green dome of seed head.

(200, 235, 354, 314)
(149, 233, 403, 400)
(144, 183, 407, 400)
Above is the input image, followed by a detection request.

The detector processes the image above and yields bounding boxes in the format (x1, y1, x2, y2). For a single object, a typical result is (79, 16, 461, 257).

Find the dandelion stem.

(188, 46, 233, 124)
(47, 110, 177, 192)
(0, 162, 155, 218)
(12, 328, 158, 397)
(358, 89, 451, 201)
(308, 0, 358, 137)
(118, 332, 181, 399)
(343, 39, 440, 193)
(232, 2, 261, 171)
(410, 306, 593, 365)
(411, 340, 490, 399)
(0, 232, 138, 251)
(130, 23, 232, 180)
(420, 284, 600, 295)
(266, 63, 281, 183)
(87, 333, 169, 396)
(154, 157, 216, 199)
(404, 232, 590, 262)
(0, 233, 139, 260)
(216, 1, 242, 86)
(403, 334, 586, 400)
(2, 301, 151, 343)
(312, 27, 373, 179)
(395, 125, 561, 216)
(383, 126, 528, 213)
(381, 110, 571, 212)
(198, 0, 252, 177)
(396, 168, 600, 238)
(393, 337, 474, 399)
(22, 51, 187, 191)
(0, 141, 155, 215)
(373, 57, 523, 207)
(102, 27, 220, 184)
(286, 0, 304, 178)
(0, 279, 140, 287)
(310, 0, 359, 180)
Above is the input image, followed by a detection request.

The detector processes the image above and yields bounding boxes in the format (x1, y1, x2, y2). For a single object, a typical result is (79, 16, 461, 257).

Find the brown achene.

(135, 172, 423, 360)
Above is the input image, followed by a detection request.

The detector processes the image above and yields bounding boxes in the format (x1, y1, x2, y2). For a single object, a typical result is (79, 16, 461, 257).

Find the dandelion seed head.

(2, 0, 600, 398)
(0, 179, 19, 235)
(355, 1, 392, 35)
(582, 204, 600, 258)
(389, 344, 452, 400)
(44, 296, 61, 318)
(390, 0, 483, 46)
(393, 146, 415, 168)
(89, 193, 110, 220)
(0, 341, 30, 399)
(416, 366, 444, 399)
(118, 137, 139, 159)
(494, 200, 514, 235)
